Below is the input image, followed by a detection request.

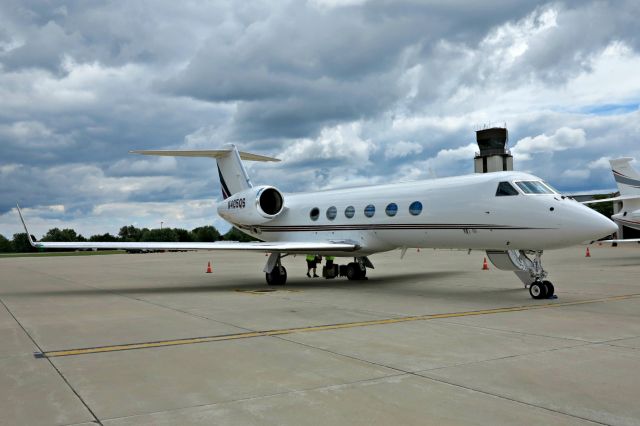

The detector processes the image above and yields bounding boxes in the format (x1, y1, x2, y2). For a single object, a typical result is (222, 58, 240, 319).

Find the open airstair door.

(130, 144, 280, 199)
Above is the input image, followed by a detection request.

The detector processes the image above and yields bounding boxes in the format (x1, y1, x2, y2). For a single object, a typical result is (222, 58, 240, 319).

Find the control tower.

(474, 127, 513, 173)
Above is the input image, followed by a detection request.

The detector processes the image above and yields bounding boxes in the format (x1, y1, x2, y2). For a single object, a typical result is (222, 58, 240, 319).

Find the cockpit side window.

(496, 181, 519, 196)
(516, 181, 554, 194)
(541, 181, 559, 194)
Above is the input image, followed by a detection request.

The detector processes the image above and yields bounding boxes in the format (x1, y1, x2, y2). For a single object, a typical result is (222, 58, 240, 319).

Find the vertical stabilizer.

(610, 158, 640, 196)
(216, 144, 252, 199)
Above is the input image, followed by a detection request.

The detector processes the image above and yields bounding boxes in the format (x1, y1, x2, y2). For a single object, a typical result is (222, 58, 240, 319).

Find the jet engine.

(217, 185, 285, 225)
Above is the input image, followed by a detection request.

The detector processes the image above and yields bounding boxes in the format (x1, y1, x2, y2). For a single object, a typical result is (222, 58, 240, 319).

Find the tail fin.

(610, 157, 640, 196)
(131, 144, 280, 199)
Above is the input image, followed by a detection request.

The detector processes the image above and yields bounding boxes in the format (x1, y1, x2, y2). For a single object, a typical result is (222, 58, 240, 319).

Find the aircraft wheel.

(529, 281, 547, 299)
(346, 263, 360, 280)
(542, 280, 554, 298)
(266, 266, 287, 285)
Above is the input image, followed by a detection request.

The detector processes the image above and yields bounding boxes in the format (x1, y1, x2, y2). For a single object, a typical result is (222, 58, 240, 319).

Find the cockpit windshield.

(515, 181, 555, 194)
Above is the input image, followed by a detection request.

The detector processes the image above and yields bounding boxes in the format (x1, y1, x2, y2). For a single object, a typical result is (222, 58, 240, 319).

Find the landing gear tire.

(266, 266, 287, 286)
(346, 263, 359, 280)
(529, 281, 547, 299)
(542, 280, 555, 298)
(346, 263, 365, 280)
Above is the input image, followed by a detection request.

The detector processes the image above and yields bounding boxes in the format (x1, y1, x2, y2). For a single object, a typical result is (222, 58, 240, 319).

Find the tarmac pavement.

(1, 245, 639, 425)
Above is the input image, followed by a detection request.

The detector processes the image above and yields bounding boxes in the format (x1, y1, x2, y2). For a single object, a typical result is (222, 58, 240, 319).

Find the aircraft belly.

(255, 227, 567, 252)
(380, 228, 567, 251)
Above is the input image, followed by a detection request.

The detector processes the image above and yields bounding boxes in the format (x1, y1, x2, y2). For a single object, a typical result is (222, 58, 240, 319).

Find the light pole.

(160, 221, 163, 230)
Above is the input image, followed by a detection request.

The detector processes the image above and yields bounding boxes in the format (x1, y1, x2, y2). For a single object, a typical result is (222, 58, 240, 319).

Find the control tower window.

(496, 181, 519, 196)
(516, 181, 554, 194)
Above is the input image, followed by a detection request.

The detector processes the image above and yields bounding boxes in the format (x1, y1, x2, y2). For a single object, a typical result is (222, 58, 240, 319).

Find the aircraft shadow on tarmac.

(4, 270, 524, 301)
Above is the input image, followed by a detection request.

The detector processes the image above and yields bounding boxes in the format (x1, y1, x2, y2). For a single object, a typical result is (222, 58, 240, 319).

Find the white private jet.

(584, 157, 640, 243)
(17, 145, 617, 299)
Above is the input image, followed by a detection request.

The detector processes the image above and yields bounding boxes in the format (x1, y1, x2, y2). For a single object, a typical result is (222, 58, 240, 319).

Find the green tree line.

(0, 225, 256, 253)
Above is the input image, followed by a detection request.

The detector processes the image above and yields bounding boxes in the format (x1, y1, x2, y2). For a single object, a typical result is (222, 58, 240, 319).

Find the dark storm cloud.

(511, 1, 640, 82)
(160, 0, 548, 139)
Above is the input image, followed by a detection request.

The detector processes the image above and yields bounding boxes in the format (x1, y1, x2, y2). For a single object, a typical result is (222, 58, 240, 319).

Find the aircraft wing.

(16, 205, 358, 253)
(582, 195, 640, 204)
(24, 240, 359, 253)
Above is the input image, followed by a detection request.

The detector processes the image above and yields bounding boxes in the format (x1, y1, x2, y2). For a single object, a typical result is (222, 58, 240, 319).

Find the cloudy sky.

(1, 0, 640, 238)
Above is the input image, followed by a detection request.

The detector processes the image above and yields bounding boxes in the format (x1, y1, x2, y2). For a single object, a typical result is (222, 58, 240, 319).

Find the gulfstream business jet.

(18, 145, 617, 299)
(584, 157, 640, 243)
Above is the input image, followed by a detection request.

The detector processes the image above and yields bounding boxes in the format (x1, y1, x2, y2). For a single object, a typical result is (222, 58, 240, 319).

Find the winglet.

(15, 204, 37, 247)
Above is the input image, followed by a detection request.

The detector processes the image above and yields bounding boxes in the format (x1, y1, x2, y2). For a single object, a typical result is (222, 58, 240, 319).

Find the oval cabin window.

(364, 204, 375, 218)
(326, 206, 337, 220)
(409, 201, 422, 216)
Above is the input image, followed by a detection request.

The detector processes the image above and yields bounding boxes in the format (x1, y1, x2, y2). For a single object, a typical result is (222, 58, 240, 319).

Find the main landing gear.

(264, 253, 287, 285)
(345, 259, 367, 280)
(485, 249, 556, 299)
(263, 254, 373, 285)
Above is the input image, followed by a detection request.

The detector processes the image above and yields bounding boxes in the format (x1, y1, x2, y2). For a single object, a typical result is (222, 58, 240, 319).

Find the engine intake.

(217, 185, 285, 225)
(258, 187, 283, 216)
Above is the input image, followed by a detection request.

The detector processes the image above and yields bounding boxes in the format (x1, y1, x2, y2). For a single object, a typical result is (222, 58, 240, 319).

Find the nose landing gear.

(485, 250, 556, 299)
(529, 280, 555, 300)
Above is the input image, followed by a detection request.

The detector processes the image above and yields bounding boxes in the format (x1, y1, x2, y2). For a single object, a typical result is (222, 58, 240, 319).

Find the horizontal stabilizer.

(130, 149, 280, 162)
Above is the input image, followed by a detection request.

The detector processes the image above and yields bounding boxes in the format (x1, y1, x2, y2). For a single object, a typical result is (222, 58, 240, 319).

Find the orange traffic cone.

(482, 257, 489, 270)
(585, 247, 591, 257)
(206, 261, 212, 273)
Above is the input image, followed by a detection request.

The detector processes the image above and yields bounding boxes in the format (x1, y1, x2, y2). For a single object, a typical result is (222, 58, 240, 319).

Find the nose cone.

(582, 207, 618, 242)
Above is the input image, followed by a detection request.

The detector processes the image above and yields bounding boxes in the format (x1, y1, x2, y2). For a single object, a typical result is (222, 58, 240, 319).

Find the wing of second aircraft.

(582, 195, 640, 204)
(592, 238, 640, 244)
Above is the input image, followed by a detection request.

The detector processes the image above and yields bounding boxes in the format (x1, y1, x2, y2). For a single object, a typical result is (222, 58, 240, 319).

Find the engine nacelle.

(217, 185, 285, 225)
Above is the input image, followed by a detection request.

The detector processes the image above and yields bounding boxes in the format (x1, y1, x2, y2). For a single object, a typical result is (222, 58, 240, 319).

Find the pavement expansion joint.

(36, 292, 640, 359)
(234, 288, 302, 294)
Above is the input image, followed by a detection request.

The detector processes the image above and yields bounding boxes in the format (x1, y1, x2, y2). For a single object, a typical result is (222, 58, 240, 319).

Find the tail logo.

(217, 165, 232, 199)
(613, 170, 640, 189)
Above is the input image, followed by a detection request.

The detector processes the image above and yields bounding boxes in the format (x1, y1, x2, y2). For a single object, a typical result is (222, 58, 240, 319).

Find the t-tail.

(130, 144, 280, 199)
(610, 157, 640, 197)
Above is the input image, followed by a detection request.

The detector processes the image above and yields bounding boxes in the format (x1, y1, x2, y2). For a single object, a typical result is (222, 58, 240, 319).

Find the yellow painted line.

(42, 293, 640, 358)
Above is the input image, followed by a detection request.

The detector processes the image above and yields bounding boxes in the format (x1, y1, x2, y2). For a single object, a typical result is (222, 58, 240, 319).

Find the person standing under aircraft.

(306, 254, 320, 278)
(325, 255, 335, 268)
(324, 255, 336, 279)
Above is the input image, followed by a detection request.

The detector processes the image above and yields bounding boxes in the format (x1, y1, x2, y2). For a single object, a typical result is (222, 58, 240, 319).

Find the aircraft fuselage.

(229, 171, 615, 255)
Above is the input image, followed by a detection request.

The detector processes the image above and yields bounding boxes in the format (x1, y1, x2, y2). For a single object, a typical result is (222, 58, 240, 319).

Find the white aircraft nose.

(582, 207, 618, 241)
